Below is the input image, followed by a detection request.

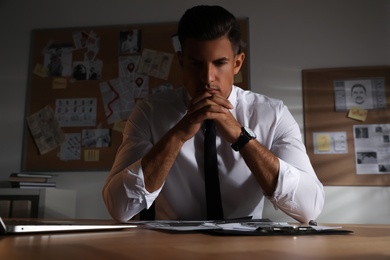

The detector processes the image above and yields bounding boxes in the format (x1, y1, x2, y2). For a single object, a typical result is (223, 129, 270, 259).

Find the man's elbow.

(290, 190, 325, 223)
(272, 187, 325, 223)
(102, 186, 129, 222)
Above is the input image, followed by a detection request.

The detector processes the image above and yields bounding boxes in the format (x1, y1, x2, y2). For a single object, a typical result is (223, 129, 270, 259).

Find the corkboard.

(302, 66, 390, 186)
(21, 19, 250, 171)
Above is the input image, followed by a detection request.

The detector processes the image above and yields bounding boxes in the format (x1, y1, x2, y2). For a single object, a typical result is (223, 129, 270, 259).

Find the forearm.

(239, 138, 324, 223)
(142, 126, 186, 192)
(239, 139, 280, 196)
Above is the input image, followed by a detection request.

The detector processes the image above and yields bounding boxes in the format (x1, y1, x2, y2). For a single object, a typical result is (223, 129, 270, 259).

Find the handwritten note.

(313, 132, 348, 154)
(84, 149, 100, 162)
(348, 107, 368, 121)
(33, 64, 48, 77)
(316, 134, 331, 152)
(53, 78, 67, 89)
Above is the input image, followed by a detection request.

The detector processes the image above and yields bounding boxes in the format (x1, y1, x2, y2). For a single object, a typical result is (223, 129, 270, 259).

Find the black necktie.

(204, 120, 224, 220)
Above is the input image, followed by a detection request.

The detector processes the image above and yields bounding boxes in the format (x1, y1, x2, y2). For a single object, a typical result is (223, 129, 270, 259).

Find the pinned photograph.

(43, 43, 73, 77)
(333, 78, 387, 111)
(120, 29, 141, 54)
(72, 60, 103, 81)
(82, 129, 111, 148)
(72, 31, 90, 50)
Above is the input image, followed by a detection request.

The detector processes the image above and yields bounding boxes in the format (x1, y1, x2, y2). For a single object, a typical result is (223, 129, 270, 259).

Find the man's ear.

(233, 52, 245, 74)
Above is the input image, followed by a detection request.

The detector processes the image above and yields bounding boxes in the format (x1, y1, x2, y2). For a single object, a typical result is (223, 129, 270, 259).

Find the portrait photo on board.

(333, 78, 387, 111)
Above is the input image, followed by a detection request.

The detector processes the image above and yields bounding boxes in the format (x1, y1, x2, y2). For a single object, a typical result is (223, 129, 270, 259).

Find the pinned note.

(316, 134, 331, 152)
(53, 78, 67, 89)
(33, 64, 48, 77)
(84, 149, 100, 162)
(348, 107, 368, 122)
(313, 132, 348, 154)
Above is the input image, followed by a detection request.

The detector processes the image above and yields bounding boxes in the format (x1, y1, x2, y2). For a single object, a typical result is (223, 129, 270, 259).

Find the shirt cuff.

(267, 158, 300, 210)
(123, 159, 162, 209)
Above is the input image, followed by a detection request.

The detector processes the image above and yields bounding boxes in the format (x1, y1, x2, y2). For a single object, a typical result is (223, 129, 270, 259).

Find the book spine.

(18, 182, 56, 186)
(8, 177, 48, 183)
(10, 173, 54, 178)
(11, 182, 56, 188)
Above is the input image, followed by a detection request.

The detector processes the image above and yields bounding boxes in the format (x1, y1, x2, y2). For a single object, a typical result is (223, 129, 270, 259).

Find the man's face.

(351, 85, 366, 104)
(179, 36, 244, 99)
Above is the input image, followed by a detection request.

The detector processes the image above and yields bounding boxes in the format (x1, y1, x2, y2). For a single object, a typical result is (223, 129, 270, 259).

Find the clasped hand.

(174, 92, 241, 143)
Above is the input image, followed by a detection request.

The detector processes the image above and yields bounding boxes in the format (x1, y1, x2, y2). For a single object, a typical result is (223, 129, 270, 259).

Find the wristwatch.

(231, 126, 256, 151)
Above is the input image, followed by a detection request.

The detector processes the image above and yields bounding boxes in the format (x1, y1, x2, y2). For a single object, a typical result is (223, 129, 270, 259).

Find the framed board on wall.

(302, 66, 390, 186)
(21, 19, 250, 172)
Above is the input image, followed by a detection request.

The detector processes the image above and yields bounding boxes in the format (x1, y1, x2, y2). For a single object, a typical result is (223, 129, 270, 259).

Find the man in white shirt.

(103, 5, 324, 223)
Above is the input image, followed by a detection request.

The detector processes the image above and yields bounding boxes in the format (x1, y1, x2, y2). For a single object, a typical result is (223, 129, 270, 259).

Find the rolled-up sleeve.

(102, 89, 185, 222)
(103, 158, 162, 222)
(102, 99, 161, 222)
(268, 159, 324, 223)
(266, 105, 325, 223)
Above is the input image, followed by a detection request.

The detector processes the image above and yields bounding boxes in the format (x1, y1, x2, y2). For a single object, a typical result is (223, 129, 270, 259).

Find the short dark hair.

(351, 84, 367, 95)
(177, 5, 242, 54)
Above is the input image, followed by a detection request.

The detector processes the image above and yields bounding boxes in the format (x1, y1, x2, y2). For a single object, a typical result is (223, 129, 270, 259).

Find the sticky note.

(348, 107, 368, 121)
(33, 64, 48, 77)
(316, 134, 331, 152)
(84, 149, 99, 162)
(52, 78, 67, 89)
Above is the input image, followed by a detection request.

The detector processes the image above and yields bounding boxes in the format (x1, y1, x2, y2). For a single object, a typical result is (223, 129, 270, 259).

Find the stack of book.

(8, 172, 56, 189)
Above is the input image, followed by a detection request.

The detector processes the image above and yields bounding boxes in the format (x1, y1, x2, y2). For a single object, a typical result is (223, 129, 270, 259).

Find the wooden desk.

(0, 223, 389, 259)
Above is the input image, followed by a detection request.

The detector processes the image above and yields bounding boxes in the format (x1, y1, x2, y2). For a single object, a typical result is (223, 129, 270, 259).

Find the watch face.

(243, 126, 256, 138)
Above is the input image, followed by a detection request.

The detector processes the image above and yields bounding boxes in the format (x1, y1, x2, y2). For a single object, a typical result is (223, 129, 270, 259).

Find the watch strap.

(231, 127, 254, 151)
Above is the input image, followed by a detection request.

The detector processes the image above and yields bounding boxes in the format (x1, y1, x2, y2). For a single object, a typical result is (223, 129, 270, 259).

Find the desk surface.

(1, 222, 389, 260)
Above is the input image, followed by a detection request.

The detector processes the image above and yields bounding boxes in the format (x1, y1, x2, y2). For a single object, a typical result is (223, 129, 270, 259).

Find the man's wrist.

(231, 126, 256, 151)
(168, 126, 188, 145)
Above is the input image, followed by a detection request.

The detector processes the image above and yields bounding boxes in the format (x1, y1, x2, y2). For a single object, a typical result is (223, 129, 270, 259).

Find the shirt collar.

(228, 85, 238, 108)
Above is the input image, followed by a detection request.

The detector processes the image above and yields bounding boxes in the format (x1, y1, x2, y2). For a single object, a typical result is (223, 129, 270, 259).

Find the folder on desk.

(144, 219, 353, 236)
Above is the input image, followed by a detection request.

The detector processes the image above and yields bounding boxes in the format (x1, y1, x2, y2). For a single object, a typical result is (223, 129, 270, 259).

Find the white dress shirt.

(102, 85, 324, 223)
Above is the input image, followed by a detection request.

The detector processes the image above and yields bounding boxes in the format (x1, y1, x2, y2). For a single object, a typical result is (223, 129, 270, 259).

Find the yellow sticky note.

(52, 78, 67, 89)
(316, 134, 331, 152)
(84, 149, 100, 162)
(33, 64, 48, 77)
(348, 107, 368, 122)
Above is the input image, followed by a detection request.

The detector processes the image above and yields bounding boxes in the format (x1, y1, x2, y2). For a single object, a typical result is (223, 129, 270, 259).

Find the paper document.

(143, 219, 346, 234)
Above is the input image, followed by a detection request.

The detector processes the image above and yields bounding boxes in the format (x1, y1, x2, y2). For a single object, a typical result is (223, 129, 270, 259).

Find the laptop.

(0, 216, 136, 234)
